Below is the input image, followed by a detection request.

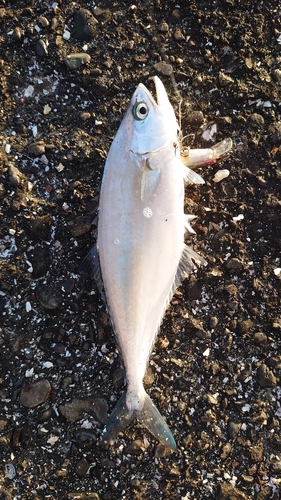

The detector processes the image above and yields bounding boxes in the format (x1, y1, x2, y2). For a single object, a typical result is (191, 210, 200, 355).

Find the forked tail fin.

(101, 391, 176, 450)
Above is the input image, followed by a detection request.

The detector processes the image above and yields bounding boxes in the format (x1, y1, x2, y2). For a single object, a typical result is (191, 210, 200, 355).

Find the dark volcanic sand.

(0, 1, 281, 499)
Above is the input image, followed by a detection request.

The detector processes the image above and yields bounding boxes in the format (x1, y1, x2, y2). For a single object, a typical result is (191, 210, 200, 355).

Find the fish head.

(126, 76, 179, 159)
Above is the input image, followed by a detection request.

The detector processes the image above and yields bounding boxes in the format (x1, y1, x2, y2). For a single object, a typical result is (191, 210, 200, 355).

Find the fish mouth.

(137, 76, 170, 110)
(153, 76, 171, 108)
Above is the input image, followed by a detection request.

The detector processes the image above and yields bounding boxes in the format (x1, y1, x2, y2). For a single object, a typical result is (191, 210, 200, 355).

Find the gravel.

(0, 1, 281, 499)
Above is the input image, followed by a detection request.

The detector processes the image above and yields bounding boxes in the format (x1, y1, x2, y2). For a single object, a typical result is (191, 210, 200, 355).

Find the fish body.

(80, 77, 206, 449)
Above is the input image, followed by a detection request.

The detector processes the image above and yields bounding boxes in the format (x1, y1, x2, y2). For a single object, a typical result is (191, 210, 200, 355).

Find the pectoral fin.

(141, 160, 160, 202)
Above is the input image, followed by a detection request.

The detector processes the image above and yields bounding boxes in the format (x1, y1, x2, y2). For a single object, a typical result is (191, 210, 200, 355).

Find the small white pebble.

(25, 301, 32, 312)
(9, 228, 16, 236)
(213, 169, 230, 183)
(43, 104, 52, 115)
(5, 143, 11, 154)
(274, 268, 281, 276)
(203, 347, 210, 357)
(233, 214, 244, 221)
(56, 163, 65, 172)
(63, 30, 71, 40)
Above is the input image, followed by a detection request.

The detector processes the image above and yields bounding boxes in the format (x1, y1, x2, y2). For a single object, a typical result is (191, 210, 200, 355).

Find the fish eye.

(132, 101, 149, 121)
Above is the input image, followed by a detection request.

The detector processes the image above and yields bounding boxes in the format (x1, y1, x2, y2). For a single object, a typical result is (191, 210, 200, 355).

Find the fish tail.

(101, 391, 176, 450)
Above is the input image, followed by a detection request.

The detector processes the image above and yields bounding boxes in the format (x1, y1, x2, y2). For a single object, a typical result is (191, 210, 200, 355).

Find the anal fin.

(79, 245, 104, 295)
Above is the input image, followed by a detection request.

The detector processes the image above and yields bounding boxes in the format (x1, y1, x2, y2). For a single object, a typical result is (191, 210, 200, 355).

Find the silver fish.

(80, 77, 207, 450)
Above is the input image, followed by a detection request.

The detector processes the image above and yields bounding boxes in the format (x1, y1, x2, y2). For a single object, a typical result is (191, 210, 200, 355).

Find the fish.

(80, 76, 208, 450)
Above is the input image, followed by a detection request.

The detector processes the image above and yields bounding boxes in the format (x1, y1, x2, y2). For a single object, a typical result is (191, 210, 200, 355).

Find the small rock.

(238, 319, 254, 335)
(64, 53, 91, 69)
(28, 142, 46, 156)
(124, 439, 145, 455)
(36, 39, 48, 56)
(209, 316, 219, 329)
(13, 27, 24, 42)
(73, 9, 98, 40)
(29, 215, 52, 240)
(59, 397, 108, 423)
(170, 9, 181, 24)
(257, 364, 277, 388)
(220, 442, 232, 459)
(74, 457, 90, 479)
(218, 71, 234, 87)
(154, 61, 173, 76)
(268, 122, 281, 145)
(217, 483, 248, 500)
(27, 245, 51, 278)
(174, 28, 185, 42)
(74, 429, 97, 450)
(68, 215, 92, 237)
(225, 257, 243, 271)
(143, 366, 154, 387)
(157, 22, 169, 33)
(20, 379, 51, 408)
(36, 283, 61, 310)
(249, 113, 264, 130)
(228, 420, 241, 439)
(253, 331, 267, 344)
(38, 16, 49, 28)
(185, 110, 204, 127)
(250, 441, 264, 462)
(8, 165, 26, 188)
(267, 355, 281, 370)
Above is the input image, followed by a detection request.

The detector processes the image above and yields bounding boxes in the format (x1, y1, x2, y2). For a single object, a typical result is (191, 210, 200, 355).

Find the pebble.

(12, 27, 24, 42)
(249, 113, 264, 129)
(153, 61, 173, 76)
(64, 53, 91, 69)
(157, 22, 169, 33)
(209, 316, 219, 329)
(218, 71, 234, 87)
(29, 215, 52, 240)
(220, 442, 232, 459)
(227, 420, 241, 439)
(36, 283, 61, 311)
(74, 429, 97, 450)
(217, 483, 248, 500)
(20, 379, 51, 408)
(225, 257, 243, 271)
(68, 215, 92, 237)
(257, 364, 277, 388)
(185, 110, 204, 127)
(38, 16, 49, 28)
(59, 397, 108, 423)
(28, 141, 46, 156)
(27, 245, 51, 278)
(213, 169, 230, 183)
(73, 9, 98, 40)
(8, 164, 25, 188)
(253, 331, 267, 344)
(238, 319, 254, 335)
(267, 355, 281, 370)
(74, 457, 90, 479)
(36, 39, 48, 56)
(268, 122, 281, 145)
(174, 28, 185, 42)
(124, 439, 145, 455)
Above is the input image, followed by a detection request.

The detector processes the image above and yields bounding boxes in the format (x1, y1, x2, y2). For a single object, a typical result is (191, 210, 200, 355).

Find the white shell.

(213, 169, 230, 183)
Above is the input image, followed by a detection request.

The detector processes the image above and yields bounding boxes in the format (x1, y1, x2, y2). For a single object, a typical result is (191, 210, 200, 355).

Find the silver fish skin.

(80, 76, 206, 450)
